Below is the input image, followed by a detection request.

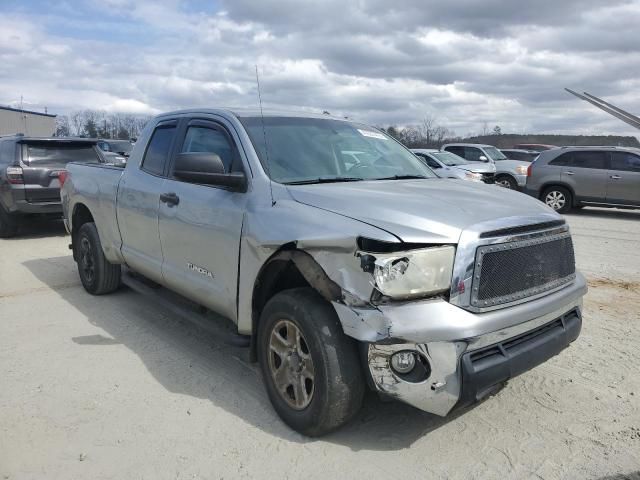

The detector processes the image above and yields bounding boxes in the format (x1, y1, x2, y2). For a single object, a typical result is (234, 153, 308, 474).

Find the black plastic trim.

(455, 309, 581, 410)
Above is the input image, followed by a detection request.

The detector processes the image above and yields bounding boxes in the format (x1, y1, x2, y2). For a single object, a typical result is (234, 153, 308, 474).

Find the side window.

(570, 151, 606, 169)
(181, 126, 234, 173)
(141, 125, 177, 176)
(464, 147, 482, 162)
(445, 146, 464, 157)
(549, 152, 572, 166)
(610, 151, 640, 172)
(423, 156, 441, 168)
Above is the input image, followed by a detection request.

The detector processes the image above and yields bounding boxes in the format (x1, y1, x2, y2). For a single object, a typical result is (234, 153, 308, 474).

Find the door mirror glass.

(478, 155, 488, 162)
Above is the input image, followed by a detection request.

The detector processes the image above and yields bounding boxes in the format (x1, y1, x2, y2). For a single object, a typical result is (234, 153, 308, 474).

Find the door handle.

(565, 171, 575, 175)
(160, 192, 180, 206)
(610, 175, 622, 180)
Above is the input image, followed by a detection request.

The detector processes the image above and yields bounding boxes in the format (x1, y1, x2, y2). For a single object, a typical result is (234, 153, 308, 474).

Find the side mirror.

(478, 155, 488, 162)
(173, 152, 247, 192)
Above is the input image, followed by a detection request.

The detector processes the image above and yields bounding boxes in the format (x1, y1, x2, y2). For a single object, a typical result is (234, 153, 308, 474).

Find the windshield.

(484, 146, 508, 161)
(239, 116, 435, 184)
(432, 151, 469, 166)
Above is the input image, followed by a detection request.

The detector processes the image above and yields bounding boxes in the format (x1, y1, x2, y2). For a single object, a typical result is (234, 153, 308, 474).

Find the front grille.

(470, 232, 575, 308)
(481, 173, 495, 184)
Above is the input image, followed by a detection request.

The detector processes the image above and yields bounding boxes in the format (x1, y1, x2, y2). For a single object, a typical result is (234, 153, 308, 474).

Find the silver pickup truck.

(61, 109, 587, 436)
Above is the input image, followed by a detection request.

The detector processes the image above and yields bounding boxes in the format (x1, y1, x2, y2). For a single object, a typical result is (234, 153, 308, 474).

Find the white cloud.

(0, 1, 637, 138)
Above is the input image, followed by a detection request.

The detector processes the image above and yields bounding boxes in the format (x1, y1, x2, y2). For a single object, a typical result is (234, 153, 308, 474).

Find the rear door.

(607, 151, 640, 205)
(20, 142, 100, 203)
(158, 117, 247, 319)
(117, 120, 178, 282)
(562, 150, 608, 202)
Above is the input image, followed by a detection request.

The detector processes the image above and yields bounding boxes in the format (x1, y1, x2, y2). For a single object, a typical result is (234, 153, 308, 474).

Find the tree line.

(55, 110, 151, 140)
(379, 115, 503, 149)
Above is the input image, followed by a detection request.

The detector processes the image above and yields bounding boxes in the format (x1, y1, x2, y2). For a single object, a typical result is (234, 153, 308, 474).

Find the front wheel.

(542, 186, 572, 213)
(257, 288, 365, 436)
(75, 222, 121, 295)
(495, 175, 518, 189)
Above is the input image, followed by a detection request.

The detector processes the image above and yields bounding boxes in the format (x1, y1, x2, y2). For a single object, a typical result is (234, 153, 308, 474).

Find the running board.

(121, 270, 251, 348)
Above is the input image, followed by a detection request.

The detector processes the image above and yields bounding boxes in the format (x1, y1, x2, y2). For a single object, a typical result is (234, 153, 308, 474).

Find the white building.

(0, 105, 56, 137)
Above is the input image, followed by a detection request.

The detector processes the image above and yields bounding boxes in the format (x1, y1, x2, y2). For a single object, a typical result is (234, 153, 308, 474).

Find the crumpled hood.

(287, 179, 558, 243)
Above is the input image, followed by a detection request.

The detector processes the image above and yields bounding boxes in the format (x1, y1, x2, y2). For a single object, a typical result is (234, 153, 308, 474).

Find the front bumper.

(349, 274, 586, 416)
(514, 173, 527, 187)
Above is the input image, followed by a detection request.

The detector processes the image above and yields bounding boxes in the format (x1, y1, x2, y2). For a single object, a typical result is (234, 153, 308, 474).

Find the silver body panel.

(61, 108, 587, 417)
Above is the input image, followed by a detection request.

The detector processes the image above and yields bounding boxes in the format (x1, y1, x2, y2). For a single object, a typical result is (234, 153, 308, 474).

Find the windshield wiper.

(285, 176, 364, 185)
(373, 174, 429, 180)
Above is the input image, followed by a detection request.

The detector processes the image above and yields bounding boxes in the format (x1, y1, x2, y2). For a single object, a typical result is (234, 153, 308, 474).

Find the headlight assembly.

(370, 245, 455, 299)
(515, 165, 529, 175)
(464, 171, 483, 182)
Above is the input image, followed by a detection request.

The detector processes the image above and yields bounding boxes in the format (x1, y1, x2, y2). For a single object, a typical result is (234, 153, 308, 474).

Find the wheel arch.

(249, 245, 343, 361)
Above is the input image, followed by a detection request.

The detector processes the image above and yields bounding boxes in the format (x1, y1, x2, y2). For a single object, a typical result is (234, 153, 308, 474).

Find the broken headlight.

(371, 246, 455, 299)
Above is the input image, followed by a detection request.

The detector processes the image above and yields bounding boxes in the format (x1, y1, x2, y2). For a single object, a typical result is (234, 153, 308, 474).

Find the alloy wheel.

(545, 190, 566, 210)
(268, 319, 315, 410)
(79, 236, 95, 284)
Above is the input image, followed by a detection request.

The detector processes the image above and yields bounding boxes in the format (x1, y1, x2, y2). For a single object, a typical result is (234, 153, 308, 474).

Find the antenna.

(255, 65, 275, 206)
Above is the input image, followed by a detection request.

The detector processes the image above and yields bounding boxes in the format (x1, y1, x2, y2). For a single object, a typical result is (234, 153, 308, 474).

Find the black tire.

(0, 205, 18, 238)
(257, 287, 364, 436)
(495, 175, 518, 190)
(541, 186, 573, 213)
(75, 222, 121, 295)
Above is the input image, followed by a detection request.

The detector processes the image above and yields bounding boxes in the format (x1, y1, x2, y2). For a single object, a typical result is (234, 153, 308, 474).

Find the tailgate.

(21, 142, 100, 203)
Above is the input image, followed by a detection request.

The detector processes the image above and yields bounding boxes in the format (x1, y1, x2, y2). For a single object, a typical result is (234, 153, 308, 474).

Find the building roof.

(0, 105, 56, 118)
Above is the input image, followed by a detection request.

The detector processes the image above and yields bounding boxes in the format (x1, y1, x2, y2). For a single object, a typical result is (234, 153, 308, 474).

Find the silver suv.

(442, 143, 530, 190)
(525, 146, 640, 213)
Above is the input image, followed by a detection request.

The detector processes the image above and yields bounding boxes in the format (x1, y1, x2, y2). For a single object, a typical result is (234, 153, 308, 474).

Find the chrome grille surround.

(449, 214, 574, 313)
(470, 231, 575, 308)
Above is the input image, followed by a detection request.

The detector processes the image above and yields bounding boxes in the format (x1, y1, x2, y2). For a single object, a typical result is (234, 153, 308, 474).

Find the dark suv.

(525, 146, 640, 213)
(0, 135, 104, 237)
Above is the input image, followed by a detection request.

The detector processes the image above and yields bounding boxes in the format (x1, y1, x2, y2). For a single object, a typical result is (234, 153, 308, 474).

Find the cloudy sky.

(1, 0, 639, 137)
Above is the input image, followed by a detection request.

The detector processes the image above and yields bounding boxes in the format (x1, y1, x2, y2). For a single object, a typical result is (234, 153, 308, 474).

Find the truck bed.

(62, 163, 125, 263)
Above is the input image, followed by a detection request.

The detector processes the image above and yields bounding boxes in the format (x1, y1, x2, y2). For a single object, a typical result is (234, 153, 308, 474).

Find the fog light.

(390, 351, 416, 374)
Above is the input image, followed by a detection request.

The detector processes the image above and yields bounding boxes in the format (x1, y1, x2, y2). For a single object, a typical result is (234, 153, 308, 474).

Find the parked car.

(500, 149, 539, 162)
(525, 146, 640, 213)
(0, 135, 111, 237)
(442, 143, 530, 190)
(514, 144, 557, 152)
(61, 109, 586, 436)
(411, 148, 496, 183)
(97, 139, 134, 157)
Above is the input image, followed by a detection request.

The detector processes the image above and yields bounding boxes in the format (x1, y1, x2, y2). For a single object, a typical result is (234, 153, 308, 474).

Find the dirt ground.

(1, 208, 639, 480)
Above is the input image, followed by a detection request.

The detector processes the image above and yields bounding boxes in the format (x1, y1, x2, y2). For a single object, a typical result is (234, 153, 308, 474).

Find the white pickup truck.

(61, 109, 587, 436)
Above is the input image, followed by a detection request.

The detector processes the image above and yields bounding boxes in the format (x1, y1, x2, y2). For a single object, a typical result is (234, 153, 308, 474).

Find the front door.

(606, 151, 640, 205)
(158, 118, 247, 320)
(117, 120, 178, 282)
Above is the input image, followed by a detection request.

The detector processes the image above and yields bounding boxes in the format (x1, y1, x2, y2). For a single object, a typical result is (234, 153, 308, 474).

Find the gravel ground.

(1, 208, 639, 480)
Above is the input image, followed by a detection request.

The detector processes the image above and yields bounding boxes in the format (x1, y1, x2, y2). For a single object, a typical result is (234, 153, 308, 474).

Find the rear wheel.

(0, 205, 18, 238)
(542, 186, 572, 213)
(495, 175, 518, 189)
(75, 222, 121, 294)
(257, 288, 364, 436)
